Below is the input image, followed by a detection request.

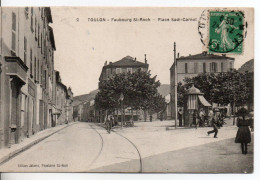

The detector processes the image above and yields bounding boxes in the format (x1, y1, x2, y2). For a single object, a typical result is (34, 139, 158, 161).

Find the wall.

(0, 7, 60, 149)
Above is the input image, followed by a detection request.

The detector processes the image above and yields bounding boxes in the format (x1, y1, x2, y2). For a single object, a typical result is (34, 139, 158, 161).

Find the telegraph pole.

(174, 42, 178, 129)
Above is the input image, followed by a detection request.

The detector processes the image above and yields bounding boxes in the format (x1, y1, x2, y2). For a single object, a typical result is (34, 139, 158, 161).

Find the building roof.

(170, 51, 235, 70)
(48, 26, 56, 50)
(177, 52, 235, 61)
(45, 7, 53, 23)
(187, 85, 203, 95)
(55, 71, 69, 98)
(104, 56, 148, 68)
(99, 55, 149, 80)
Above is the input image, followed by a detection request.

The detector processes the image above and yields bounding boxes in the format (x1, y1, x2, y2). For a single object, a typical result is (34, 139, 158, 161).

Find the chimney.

(134, 57, 136, 62)
(104, 61, 107, 65)
(177, 53, 180, 58)
(203, 51, 207, 56)
(109, 62, 112, 65)
(189, 54, 191, 56)
(145, 54, 147, 64)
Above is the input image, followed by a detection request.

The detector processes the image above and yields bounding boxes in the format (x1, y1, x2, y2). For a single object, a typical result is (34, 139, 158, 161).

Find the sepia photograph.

(0, 6, 254, 173)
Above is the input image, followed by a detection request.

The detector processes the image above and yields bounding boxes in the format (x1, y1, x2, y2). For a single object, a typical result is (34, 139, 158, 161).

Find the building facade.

(99, 55, 149, 82)
(0, 7, 72, 149)
(55, 71, 74, 125)
(97, 55, 149, 122)
(170, 52, 235, 119)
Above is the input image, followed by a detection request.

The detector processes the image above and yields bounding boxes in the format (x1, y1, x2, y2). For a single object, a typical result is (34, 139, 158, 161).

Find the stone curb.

(0, 122, 76, 165)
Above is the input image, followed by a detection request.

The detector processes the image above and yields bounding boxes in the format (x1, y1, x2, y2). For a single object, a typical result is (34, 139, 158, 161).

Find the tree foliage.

(177, 70, 253, 108)
(95, 70, 166, 114)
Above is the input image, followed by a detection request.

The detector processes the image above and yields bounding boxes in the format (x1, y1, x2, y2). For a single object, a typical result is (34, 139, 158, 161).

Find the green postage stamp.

(209, 11, 244, 54)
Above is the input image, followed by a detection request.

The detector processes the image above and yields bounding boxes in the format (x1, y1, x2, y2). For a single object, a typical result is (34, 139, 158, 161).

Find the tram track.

(112, 130, 143, 173)
(88, 124, 104, 170)
(89, 123, 143, 173)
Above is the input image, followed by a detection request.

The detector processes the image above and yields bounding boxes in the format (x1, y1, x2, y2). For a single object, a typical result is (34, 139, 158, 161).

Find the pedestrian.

(208, 107, 214, 127)
(192, 110, 198, 129)
(199, 108, 205, 127)
(110, 114, 115, 127)
(178, 108, 183, 127)
(235, 108, 251, 154)
(105, 114, 112, 133)
(214, 109, 222, 128)
(207, 111, 218, 138)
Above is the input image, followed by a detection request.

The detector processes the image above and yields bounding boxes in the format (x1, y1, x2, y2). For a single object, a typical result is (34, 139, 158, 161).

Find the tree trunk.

(123, 109, 125, 126)
(232, 102, 236, 125)
(116, 109, 119, 125)
(144, 110, 147, 122)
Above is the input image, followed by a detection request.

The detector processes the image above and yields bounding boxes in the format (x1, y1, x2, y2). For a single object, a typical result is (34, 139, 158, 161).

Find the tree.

(95, 70, 165, 121)
(147, 93, 167, 115)
(184, 73, 218, 103)
(177, 70, 251, 114)
(245, 72, 254, 111)
(177, 81, 192, 107)
(217, 70, 249, 113)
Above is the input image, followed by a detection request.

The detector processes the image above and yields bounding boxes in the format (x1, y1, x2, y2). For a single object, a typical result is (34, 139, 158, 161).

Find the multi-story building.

(97, 55, 149, 122)
(169, 51, 235, 119)
(0, 7, 72, 149)
(99, 55, 149, 82)
(55, 71, 73, 125)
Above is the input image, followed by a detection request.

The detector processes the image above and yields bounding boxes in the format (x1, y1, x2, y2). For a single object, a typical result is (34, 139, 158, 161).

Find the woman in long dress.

(235, 108, 251, 154)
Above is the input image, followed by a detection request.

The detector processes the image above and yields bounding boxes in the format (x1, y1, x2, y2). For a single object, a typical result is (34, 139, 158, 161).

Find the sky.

(50, 7, 254, 96)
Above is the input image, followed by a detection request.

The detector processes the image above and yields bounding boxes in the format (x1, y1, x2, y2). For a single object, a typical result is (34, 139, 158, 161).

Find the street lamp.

(119, 93, 124, 127)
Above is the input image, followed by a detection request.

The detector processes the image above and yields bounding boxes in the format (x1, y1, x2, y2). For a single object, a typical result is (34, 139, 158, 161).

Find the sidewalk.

(0, 122, 76, 165)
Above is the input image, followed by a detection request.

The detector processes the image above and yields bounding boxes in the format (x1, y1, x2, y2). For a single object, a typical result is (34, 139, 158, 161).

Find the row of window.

(10, 8, 53, 90)
(183, 62, 232, 74)
(106, 67, 145, 76)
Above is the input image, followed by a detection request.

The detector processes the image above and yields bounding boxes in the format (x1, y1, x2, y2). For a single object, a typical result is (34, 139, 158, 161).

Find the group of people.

(104, 114, 117, 133)
(104, 114, 135, 133)
(207, 107, 253, 155)
(181, 107, 253, 155)
(187, 107, 225, 129)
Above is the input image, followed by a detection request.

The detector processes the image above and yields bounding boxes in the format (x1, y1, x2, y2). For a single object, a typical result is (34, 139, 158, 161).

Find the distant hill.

(73, 89, 99, 106)
(238, 59, 254, 73)
(157, 84, 170, 97)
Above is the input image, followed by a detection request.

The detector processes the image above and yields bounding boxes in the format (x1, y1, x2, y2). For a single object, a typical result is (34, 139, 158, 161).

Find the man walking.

(207, 115, 218, 138)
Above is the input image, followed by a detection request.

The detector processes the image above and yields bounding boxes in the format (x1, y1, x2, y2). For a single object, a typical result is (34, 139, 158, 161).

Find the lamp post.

(119, 93, 124, 127)
(174, 42, 178, 129)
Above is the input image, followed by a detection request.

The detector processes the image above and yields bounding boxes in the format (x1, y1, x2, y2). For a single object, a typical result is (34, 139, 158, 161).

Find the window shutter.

(203, 63, 206, 73)
(194, 63, 198, 73)
(12, 12, 16, 31)
(24, 37, 27, 63)
(11, 32, 16, 52)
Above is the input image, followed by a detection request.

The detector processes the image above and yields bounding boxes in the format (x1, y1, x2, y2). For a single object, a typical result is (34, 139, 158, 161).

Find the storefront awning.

(198, 95, 211, 107)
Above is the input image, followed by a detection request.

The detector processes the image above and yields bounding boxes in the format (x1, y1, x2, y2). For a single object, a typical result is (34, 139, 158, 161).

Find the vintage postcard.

(0, 7, 254, 173)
